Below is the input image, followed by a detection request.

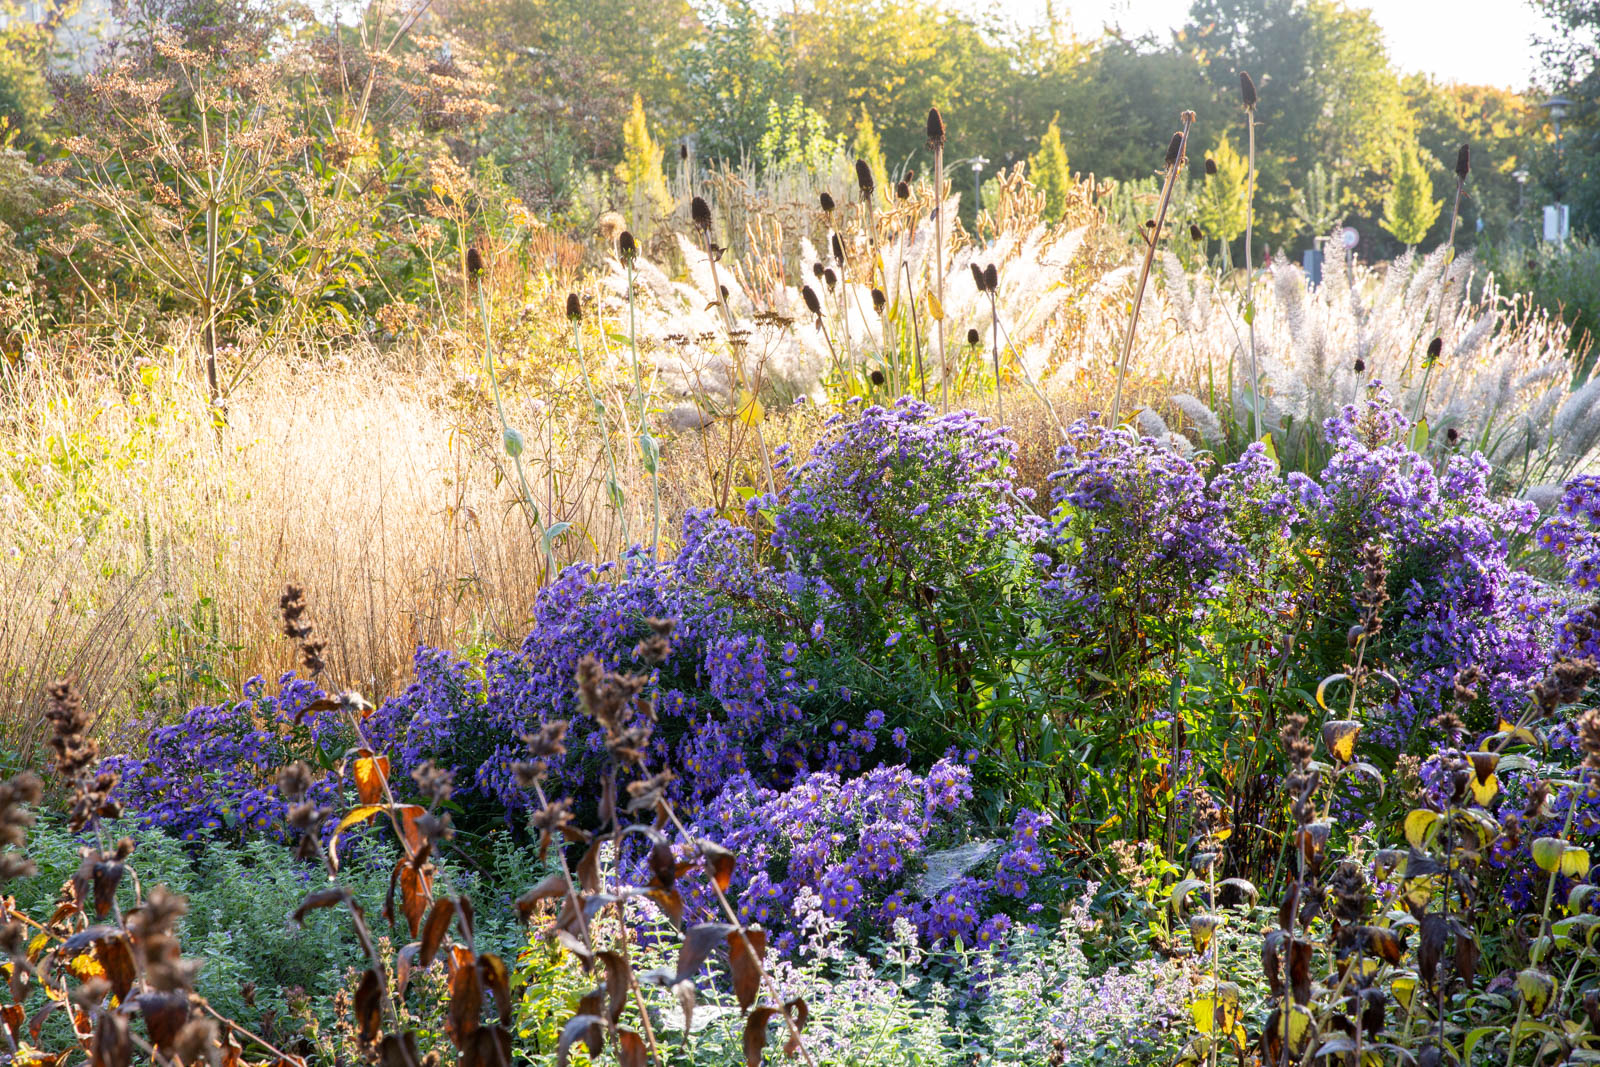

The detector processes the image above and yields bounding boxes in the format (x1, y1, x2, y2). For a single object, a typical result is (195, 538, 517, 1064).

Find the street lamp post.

(1514, 168, 1529, 242)
(970, 156, 989, 218)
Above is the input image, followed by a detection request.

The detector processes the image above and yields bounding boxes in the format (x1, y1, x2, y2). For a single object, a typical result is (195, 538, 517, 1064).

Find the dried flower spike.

(819, 191, 835, 213)
(466, 246, 483, 277)
(566, 293, 582, 321)
(967, 328, 980, 345)
(617, 230, 637, 265)
(856, 159, 874, 197)
(895, 180, 910, 200)
(1205, 157, 1218, 176)
(926, 106, 946, 148)
(1164, 132, 1184, 168)
(690, 196, 713, 231)
(1239, 71, 1258, 110)
(1455, 142, 1470, 180)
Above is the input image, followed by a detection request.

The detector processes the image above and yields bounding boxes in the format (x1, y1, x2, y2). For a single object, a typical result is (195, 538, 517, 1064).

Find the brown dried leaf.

(94, 936, 136, 1001)
(379, 1031, 421, 1067)
(399, 865, 431, 938)
(553, 928, 594, 971)
(676, 923, 736, 983)
(92, 862, 123, 919)
(449, 950, 484, 1046)
(516, 874, 568, 924)
(354, 968, 383, 1046)
(728, 928, 767, 1012)
(782, 998, 809, 1056)
(137, 991, 189, 1052)
(353, 752, 390, 806)
(649, 841, 678, 889)
(291, 887, 349, 926)
(90, 1010, 130, 1067)
(576, 839, 603, 896)
(396, 942, 421, 999)
(555, 1015, 603, 1067)
(478, 953, 512, 1026)
(420, 898, 456, 968)
(701, 840, 737, 894)
(616, 1028, 647, 1067)
(1288, 937, 1313, 1005)
(673, 979, 695, 1033)
(597, 949, 630, 1026)
(743, 1007, 778, 1067)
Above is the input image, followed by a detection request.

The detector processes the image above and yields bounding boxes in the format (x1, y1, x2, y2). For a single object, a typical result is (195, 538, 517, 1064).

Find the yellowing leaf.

(1469, 773, 1499, 806)
(353, 754, 390, 806)
(927, 292, 944, 321)
(1532, 836, 1567, 874)
(329, 804, 385, 869)
(735, 390, 764, 428)
(1562, 846, 1591, 878)
(1404, 809, 1439, 849)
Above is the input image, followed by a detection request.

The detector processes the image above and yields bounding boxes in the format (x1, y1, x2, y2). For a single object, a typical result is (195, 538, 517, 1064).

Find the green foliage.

(756, 94, 842, 173)
(1380, 141, 1443, 247)
(1483, 236, 1600, 352)
(850, 105, 889, 195)
(1195, 135, 1249, 245)
(1028, 115, 1072, 222)
(1289, 162, 1344, 239)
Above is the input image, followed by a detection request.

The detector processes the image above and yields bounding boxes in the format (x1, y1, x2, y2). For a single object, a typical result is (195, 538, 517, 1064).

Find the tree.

(756, 95, 841, 173)
(1290, 162, 1344, 239)
(615, 94, 672, 235)
(1380, 143, 1443, 248)
(1196, 135, 1249, 246)
(1029, 115, 1072, 220)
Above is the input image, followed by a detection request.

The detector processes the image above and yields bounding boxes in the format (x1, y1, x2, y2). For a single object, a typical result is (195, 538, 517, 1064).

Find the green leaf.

(1406, 417, 1429, 454)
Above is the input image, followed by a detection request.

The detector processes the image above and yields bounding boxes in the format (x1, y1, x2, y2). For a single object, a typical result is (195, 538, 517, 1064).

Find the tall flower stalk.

(618, 231, 661, 558)
(928, 107, 949, 411)
(1109, 112, 1195, 431)
(1410, 143, 1471, 431)
(1241, 72, 1262, 442)
(568, 292, 629, 548)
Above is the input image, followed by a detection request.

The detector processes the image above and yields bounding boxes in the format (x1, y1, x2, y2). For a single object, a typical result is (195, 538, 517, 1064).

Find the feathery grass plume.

(1109, 111, 1196, 431)
(616, 228, 660, 557)
(928, 106, 950, 410)
(1168, 393, 1223, 444)
(1238, 73, 1262, 443)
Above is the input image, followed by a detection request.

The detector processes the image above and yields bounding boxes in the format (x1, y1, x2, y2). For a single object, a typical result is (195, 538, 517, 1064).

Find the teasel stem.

(1410, 144, 1470, 434)
(619, 236, 662, 558)
(474, 265, 554, 581)
(986, 290, 1003, 425)
(929, 107, 950, 411)
(1108, 113, 1195, 432)
(899, 260, 927, 403)
(570, 297, 630, 549)
(1242, 75, 1262, 443)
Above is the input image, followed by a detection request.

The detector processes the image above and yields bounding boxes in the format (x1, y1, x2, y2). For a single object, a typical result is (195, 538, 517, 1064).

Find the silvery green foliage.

(1154, 248, 1584, 478)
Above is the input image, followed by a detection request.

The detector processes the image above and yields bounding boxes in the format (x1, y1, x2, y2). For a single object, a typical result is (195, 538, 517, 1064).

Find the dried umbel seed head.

(967, 327, 980, 346)
(983, 263, 997, 292)
(1455, 142, 1470, 180)
(1205, 157, 1218, 176)
(617, 230, 638, 265)
(856, 158, 874, 197)
(819, 191, 835, 213)
(1164, 132, 1185, 168)
(831, 232, 844, 264)
(1190, 223, 1203, 241)
(802, 285, 822, 318)
(869, 369, 885, 386)
(871, 287, 886, 312)
(466, 246, 483, 277)
(1239, 71, 1257, 110)
(926, 106, 945, 148)
(896, 180, 910, 200)
(566, 293, 581, 321)
(690, 196, 713, 231)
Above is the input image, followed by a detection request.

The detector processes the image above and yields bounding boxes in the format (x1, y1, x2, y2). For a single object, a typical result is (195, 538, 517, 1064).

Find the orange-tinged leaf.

(354, 754, 390, 806)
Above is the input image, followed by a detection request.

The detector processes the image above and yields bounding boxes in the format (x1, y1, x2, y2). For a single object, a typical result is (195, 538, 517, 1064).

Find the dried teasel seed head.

(856, 158, 874, 197)
(1205, 157, 1218, 176)
(983, 263, 997, 292)
(466, 246, 484, 277)
(926, 106, 946, 148)
(1239, 71, 1258, 110)
(802, 285, 822, 317)
(1455, 142, 1470, 180)
(617, 230, 638, 265)
(566, 293, 581, 321)
(967, 327, 980, 346)
(1165, 132, 1184, 168)
(690, 196, 713, 231)
(819, 191, 835, 213)
(896, 180, 910, 200)
(1190, 223, 1203, 241)
(871, 287, 885, 312)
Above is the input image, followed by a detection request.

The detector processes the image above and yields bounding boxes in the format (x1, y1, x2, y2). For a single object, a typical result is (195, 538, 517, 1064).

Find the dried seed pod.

(869, 370, 885, 386)
(1189, 223, 1203, 241)
(1165, 132, 1184, 168)
(690, 196, 713, 231)
(802, 286, 821, 317)
(812, 262, 824, 280)
(1239, 71, 1258, 110)
(466, 247, 484, 277)
(1205, 157, 1218, 176)
(970, 263, 985, 290)
(982, 263, 997, 292)
(819, 191, 835, 213)
(966, 328, 980, 345)
(823, 267, 837, 291)
(617, 231, 637, 266)
(566, 293, 581, 321)
(856, 159, 875, 197)
(1455, 142, 1470, 180)
(871, 287, 886, 312)
(926, 106, 945, 148)
(895, 180, 910, 200)
(831, 233, 844, 264)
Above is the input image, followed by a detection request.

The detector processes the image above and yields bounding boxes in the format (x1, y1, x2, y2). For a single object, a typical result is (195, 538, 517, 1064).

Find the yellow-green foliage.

(1380, 141, 1443, 248)
(614, 93, 673, 236)
(1195, 135, 1249, 244)
(851, 105, 889, 196)
(1028, 115, 1072, 221)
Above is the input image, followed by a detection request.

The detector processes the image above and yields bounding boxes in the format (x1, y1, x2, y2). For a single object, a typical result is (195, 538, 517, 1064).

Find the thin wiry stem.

(1244, 104, 1261, 442)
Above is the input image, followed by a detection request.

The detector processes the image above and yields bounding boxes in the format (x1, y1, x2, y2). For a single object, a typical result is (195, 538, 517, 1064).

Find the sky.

(1034, 0, 1550, 91)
